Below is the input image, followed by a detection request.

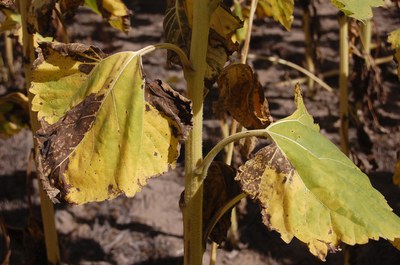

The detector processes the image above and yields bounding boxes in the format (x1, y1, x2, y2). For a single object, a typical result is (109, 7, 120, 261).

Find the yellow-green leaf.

(257, 0, 294, 31)
(31, 43, 191, 204)
(330, 0, 383, 21)
(237, 85, 400, 260)
(388, 29, 400, 78)
(84, 0, 131, 33)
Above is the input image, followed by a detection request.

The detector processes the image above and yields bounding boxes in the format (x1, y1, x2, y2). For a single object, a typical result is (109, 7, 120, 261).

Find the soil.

(1, 1, 400, 265)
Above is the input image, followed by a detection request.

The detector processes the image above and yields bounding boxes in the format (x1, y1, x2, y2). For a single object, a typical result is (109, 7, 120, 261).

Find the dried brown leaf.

(217, 63, 273, 129)
(145, 80, 192, 140)
(203, 161, 241, 244)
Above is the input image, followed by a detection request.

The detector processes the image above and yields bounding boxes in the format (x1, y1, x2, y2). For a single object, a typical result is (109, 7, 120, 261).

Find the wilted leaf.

(388, 29, 400, 78)
(236, 85, 400, 260)
(256, 0, 294, 31)
(330, 0, 383, 21)
(27, 0, 55, 36)
(0, 0, 15, 8)
(84, 0, 131, 33)
(217, 63, 272, 129)
(31, 42, 192, 204)
(59, 0, 84, 17)
(203, 162, 241, 244)
(0, 92, 29, 138)
(164, 0, 242, 88)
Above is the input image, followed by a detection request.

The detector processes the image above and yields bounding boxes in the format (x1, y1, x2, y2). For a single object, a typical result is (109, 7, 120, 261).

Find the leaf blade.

(237, 85, 400, 260)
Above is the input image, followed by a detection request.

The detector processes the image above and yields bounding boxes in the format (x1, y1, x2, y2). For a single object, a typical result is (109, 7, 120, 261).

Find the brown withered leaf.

(203, 161, 241, 244)
(145, 80, 192, 140)
(0, 0, 15, 8)
(239, 136, 258, 160)
(59, 0, 84, 17)
(27, 0, 55, 36)
(217, 63, 273, 129)
(164, 0, 242, 88)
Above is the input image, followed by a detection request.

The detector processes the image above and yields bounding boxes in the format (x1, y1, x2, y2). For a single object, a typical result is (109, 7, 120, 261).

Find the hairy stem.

(19, 0, 60, 264)
(182, 1, 213, 265)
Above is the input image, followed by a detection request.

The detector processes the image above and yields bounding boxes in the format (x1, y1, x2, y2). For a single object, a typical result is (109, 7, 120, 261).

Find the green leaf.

(330, 0, 383, 21)
(388, 29, 400, 78)
(257, 0, 294, 31)
(236, 85, 400, 260)
(31, 42, 192, 204)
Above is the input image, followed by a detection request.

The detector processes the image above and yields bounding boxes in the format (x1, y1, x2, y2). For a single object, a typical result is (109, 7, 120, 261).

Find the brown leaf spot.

(35, 93, 104, 202)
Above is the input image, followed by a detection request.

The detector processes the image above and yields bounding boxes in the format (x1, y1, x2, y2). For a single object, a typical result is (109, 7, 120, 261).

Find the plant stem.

(19, 0, 60, 264)
(360, 19, 372, 69)
(339, 14, 349, 155)
(302, 0, 316, 96)
(137, 43, 192, 71)
(4, 31, 15, 78)
(182, 1, 213, 265)
(198, 129, 271, 181)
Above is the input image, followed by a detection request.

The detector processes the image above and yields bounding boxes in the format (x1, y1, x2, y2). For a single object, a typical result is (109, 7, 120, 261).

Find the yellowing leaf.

(256, 0, 294, 31)
(237, 85, 400, 260)
(0, 92, 29, 138)
(330, 0, 383, 21)
(388, 29, 400, 78)
(217, 63, 273, 129)
(84, 0, 131, 33)
(31, 43, 192, 204)
(164, 0, 242, 88)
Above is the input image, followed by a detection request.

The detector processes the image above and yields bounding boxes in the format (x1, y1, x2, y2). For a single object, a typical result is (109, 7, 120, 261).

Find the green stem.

(339, 14, 349, 155)
(19, 0, 60, 264)
(137, 43, 192, 71)
(182, 1, 213, 265)
(198, 129, 271, 181)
